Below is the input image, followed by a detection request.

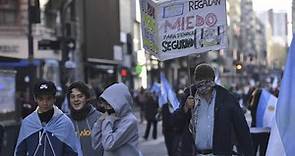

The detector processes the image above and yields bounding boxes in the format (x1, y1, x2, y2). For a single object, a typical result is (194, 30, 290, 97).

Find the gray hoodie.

(92, 83, 141, 156)
(69, 105, 103, 156)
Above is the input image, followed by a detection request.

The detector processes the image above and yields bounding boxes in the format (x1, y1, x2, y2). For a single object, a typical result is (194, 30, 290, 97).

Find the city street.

(138, 120, 168, 156)
(0, 0, 293, 155)
(134, 110, 168, 156)
(136, 110, 252, 156)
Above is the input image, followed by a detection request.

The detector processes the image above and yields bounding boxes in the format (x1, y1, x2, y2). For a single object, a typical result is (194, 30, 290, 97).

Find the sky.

(252, 0, 292, 12)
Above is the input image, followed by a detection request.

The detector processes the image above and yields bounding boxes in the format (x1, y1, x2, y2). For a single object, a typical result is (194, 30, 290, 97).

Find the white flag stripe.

(262, 94, 277, 128)
(266, 120, 286, 155)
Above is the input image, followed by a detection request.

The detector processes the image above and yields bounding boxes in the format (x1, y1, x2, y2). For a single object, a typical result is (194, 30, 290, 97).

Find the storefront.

(0, 36, 62, 155)
(86, 62, 118, 91)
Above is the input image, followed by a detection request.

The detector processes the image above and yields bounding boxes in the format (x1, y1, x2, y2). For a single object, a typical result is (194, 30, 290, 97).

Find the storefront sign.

(0, 37, 28, 59)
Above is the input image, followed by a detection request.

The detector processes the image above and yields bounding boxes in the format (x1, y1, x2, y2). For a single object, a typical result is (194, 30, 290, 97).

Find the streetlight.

(235, 62, 243, 73)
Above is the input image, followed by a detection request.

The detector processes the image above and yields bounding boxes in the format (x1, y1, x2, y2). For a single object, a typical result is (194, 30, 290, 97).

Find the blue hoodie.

(14, 106, 82, 156)
(92, 83, 141, 156)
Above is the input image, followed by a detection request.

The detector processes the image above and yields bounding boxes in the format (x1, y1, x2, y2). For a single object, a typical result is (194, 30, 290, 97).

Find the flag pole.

(186, 56, 192, 96)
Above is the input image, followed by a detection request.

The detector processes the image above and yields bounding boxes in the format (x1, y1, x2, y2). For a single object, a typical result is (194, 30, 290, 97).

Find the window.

(0, 0, 18, 26)
(0, 0, 9, 5)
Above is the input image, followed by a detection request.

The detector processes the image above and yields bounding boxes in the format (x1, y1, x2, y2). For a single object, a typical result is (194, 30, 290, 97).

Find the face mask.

(106, 108, 115, 114)
(96, 106, 106, 113)
(196, 80, 215, 95)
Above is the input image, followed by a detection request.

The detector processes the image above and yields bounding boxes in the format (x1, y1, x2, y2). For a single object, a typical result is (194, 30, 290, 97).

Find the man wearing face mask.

(172, 63, 254, 156)
(67, 81, 103, 156)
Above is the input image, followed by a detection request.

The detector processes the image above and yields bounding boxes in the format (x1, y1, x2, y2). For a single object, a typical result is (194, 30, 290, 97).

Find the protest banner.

(140, 0, 228, 61)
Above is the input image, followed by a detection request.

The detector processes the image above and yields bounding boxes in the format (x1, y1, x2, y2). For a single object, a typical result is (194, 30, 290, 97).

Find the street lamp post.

(28, 0, 34, 62)
(27, 0, 41, 61)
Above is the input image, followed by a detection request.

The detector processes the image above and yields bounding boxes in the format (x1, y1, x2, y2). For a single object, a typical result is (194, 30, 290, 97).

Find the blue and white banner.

(256, 89, 277, 128)
(159, 73, 180, 110)
(266, 35, 295, 156)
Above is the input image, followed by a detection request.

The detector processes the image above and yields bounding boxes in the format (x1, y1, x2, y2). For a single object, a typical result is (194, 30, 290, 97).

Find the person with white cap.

(14, 80, 81, 156)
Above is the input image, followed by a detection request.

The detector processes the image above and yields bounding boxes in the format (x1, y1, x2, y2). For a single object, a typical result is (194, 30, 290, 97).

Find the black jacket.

(172, 85, 254, 156)
(144, 96, 159, 121)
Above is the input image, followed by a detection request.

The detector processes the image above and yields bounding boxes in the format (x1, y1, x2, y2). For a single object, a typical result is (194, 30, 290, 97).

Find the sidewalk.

(134, 110, 168, 156)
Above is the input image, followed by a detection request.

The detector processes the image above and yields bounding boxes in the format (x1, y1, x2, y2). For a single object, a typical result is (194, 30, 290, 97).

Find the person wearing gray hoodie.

(92, 83, 141, 156)
(67, 81, 103, 156)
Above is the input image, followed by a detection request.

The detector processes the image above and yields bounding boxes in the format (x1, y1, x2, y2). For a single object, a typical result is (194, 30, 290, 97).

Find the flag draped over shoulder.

(256, 89, 277, 128)
(159, 73, 180, 110)
(266, 36, 295, 156)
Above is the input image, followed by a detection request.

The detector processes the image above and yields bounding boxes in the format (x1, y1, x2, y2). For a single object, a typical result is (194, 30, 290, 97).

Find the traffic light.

(235, 62, 243, 73)
(30, 0, 41, 24)
(126, 33, 133, 54)
(120, 68, 128, 78)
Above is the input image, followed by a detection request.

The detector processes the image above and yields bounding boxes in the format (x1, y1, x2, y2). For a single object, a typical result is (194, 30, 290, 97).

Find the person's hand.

(184, 95, 195, 113)
(99, 112, 108, 120)
(105, 113, 119, 123)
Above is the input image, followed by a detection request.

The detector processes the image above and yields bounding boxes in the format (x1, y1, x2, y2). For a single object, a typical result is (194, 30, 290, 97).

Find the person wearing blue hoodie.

(14, 80, 81, 156)
(92, 83, 141, 156)
(67, 81, 103, 156)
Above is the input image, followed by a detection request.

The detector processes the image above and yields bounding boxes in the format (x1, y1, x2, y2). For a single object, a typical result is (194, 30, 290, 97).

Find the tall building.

(254, 17, 267, 65)
(267, 10, 288, 68)
(239, 0, 256, 61)
(80, 0, 142, 89)
(256, 9, 288, 69)
(0, 0, 65, 155)
(225, 0, 241, 70)
(0, 0, 63, 94)
(271, 10, 288, 43)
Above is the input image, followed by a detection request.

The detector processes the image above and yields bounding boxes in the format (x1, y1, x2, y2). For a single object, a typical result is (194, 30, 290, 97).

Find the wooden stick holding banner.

(186, 56, 192, 96)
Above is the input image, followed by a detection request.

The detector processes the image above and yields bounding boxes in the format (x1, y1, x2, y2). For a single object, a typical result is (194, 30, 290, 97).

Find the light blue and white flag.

(150, 82, 161, 96)
(158, 79, 168, 107)
(256, 89, 277, 128)
(272, 76, 279, 90)
(266, 35, 295, 156)
(159, 73, 180, 110)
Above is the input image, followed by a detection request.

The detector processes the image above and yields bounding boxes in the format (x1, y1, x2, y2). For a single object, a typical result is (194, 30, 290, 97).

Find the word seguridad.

(162, 38, 195, 52)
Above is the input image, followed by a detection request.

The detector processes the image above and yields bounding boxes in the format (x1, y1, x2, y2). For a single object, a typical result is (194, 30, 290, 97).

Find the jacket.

(14, 106, 81, 156)
(68, 105, 103, 156)
(173, 85, 254, 155)
(162, 103, 196, 156)
(92, 83, 141, 156)
(144, 96, 158, 121)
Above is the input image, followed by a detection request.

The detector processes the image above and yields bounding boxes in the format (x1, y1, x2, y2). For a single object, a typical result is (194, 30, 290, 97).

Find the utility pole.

(28, 0, 34, 62)
(72, 0, 84, 81)
(61, 0, 84, 82)
(27, 0, 40, 61)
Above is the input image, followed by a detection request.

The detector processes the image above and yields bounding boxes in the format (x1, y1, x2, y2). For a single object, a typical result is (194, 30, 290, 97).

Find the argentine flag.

(159, 72, 180, 110)
(256, 89, 277, 128)
(266, 36, 295, 156)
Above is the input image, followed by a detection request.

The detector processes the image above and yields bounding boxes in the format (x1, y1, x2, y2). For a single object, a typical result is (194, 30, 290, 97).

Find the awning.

(0, 60, 40, 68)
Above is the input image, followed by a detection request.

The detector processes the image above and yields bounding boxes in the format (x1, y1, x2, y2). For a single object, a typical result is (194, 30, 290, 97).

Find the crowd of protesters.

(9, 62, 282, 156)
